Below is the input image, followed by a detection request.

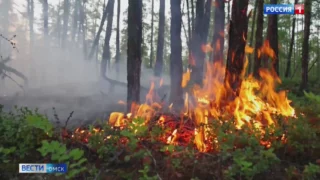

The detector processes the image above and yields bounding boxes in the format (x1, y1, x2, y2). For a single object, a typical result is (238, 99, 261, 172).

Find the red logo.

(294, 4, 304, 14)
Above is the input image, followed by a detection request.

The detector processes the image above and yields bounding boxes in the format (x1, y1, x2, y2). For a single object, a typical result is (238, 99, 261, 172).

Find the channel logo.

(19, 163, 67, 173)
(264, 4, 304, 15)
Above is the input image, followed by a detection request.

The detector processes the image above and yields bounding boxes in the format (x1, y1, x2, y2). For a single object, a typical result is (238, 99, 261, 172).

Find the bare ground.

(0, 76, 170, 128)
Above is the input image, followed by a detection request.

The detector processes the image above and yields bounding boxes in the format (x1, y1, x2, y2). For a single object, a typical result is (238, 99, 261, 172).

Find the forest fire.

(69, 41, 295, 153)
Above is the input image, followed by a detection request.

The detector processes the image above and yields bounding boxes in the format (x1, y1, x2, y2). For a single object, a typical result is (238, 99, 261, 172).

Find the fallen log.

(0, 57, 28, 83)
(102, 74, 170, 101)
(102, 74, 148, 92)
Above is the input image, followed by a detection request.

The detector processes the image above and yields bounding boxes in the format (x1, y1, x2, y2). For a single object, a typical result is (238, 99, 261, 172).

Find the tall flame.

(108, 39, 295, 152)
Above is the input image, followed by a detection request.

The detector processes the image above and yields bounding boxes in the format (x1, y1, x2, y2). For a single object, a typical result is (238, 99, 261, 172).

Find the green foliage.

(38, 140, 87, 179)
(304, 91, 320, 117)
(225, 147, 280, 179)
(26, 114, 53, 137)
(1, 104, 320, 179)
(303, 163, 320, 179)
(0, 106, 52, 163)
(138, 165, 158, 180)
(286, 116, 319, 152)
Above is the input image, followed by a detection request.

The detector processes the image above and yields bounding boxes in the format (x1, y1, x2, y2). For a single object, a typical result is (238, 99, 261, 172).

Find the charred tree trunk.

(266, 0, 279, 76)
(127, 0, 143, 111)
(149, 0, 155, 68)
(285, 0, 298, 78)
(43, 0, 49, 36)
(154, 0, 165, 77)
(300, 0, 311, 91)
(88, 2, 109, 60)
(101, 0, 115, 77)
(170, 0, 184, 107)
(115, 0, 121, 75)
(225, 0, 249, 96)
(62, 0, 70, 48)
(211, 0, 225, 63)
(248, 0, 257, 73)
(253, 0, 264, 78)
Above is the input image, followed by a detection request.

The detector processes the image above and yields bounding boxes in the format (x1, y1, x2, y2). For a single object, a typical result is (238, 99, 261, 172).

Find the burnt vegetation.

(0, 0, 320, 179)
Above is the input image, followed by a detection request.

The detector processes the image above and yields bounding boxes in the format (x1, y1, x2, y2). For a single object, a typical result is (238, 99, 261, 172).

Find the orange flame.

(201, 43, 213, 53)
(107, 40, 295, 152)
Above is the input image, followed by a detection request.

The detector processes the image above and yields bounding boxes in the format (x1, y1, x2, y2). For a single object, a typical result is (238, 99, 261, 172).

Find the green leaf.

(60, 154, 70, 161)
(26, 115, 53, 136)
(77, 158, 87, 165)
(69, 149, 84, 161)
(120, 130, 133, 137)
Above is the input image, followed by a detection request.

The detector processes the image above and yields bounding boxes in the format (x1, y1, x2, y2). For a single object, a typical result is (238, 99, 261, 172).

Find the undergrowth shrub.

(0, 106, 52, 164)
(0, 102, 319, 179)
(0, 106, 87, 179)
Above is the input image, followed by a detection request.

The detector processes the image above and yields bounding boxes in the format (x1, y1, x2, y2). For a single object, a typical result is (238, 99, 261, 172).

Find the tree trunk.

(227, 0, 230, 22)
(101, 0, 115, 77)
(318, 26, 320, 79)
(191, 0, 195, 31)
(43, 0, 49, 36)
(27, 0, 34, 83)
(127, 0, 143, 111)
(300, 0, 311, 91)
(154, 0, 165, 77)
(211, 0, 225, 63)
(266, 0, 279, 76)
(248, 0, 257, 73)
(115, 0, 121, 76)
(225, 0, 249, 97)
(203, 0, 212, 45)
(62, 0, 70, 48)
(88, 2, 109, 60)
(285, 0, 298, 78)
(71, 0, 79, 42)
(57, 1, 62, 44)
(149, 0, 154, 68)
(253, 0, 264, 78)
(170, 0, 184, 108)
(27, 0, 34, 45)
(186, 0, 192, 50)
(190, 0, 205, 85)
(79, 0, 87, 57)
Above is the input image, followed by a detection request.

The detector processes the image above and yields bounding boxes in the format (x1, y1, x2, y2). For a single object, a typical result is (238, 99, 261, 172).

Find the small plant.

(225, 147, 280, 179)
(0, 106, 52, 163)
(37, 140, 87, 179)
(303, 163, 320, 179)
(304, 91, 320, 117)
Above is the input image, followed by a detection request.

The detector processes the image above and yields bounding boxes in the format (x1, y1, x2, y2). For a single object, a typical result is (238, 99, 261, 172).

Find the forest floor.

(0, 70, 171, 127)
(1, 79, 320, 180)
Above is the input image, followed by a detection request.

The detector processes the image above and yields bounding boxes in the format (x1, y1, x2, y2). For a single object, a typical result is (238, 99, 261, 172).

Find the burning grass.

(1, 87, 320, 179)
(104, 42, 295, 153)
(1, 42, 320, 179)
(39, 42, 319, 179)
